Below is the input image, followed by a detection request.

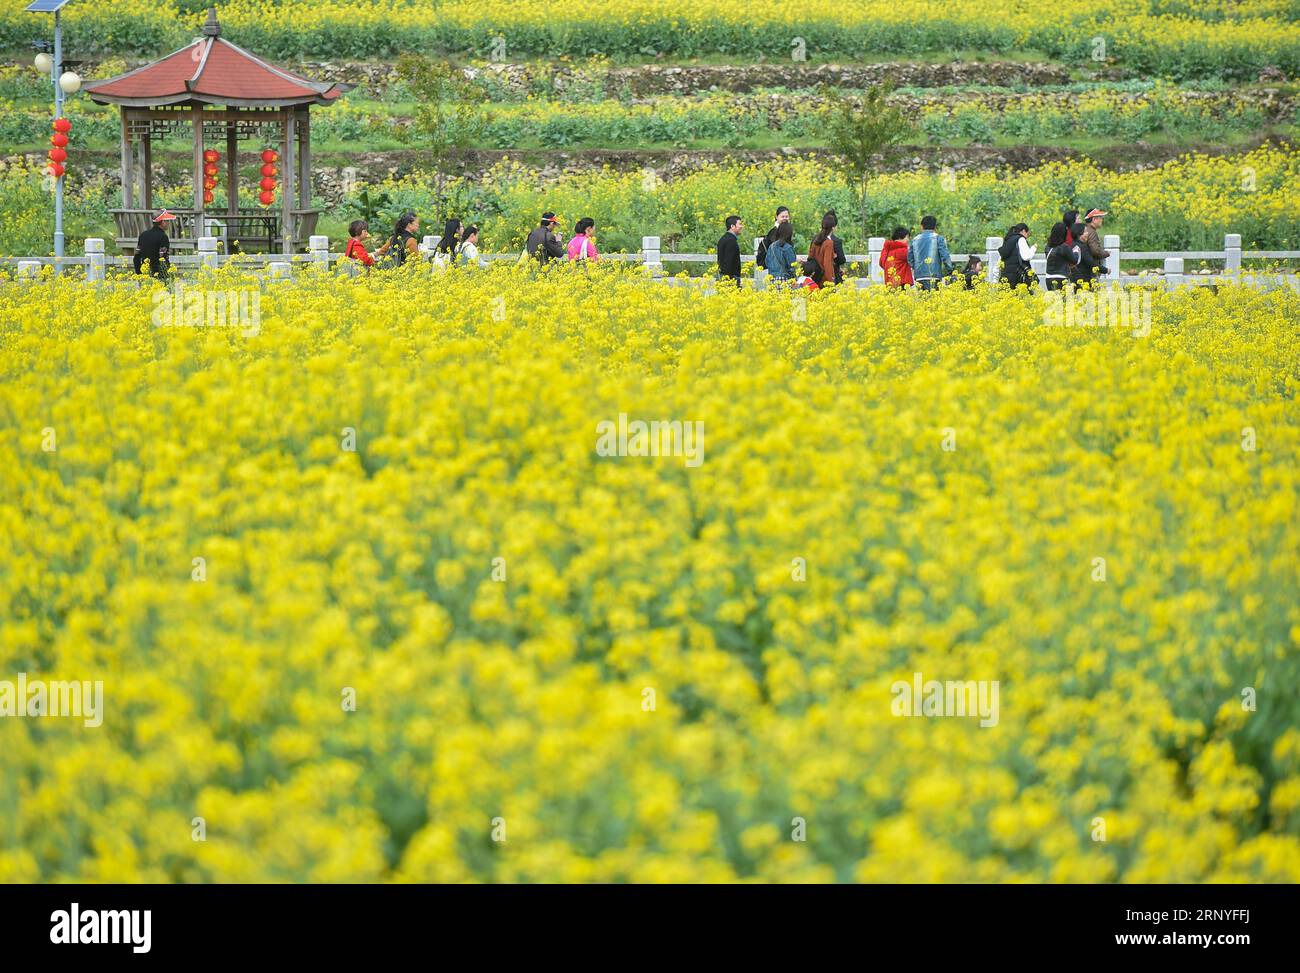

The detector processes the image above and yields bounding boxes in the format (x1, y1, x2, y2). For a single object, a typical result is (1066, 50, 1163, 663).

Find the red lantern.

(48, 146, 67, 163)
(203, 189, 214, 204)
(51, 132, 69, 148)
(53, 117, 71, 134)
(47, 161, 65, 178)
(260, 163, 277, 177)
(203, 178, 217, 191)
(259, 176, 277, 191)
(203, 163, 219, 178)
(258, 190, 275, 206)
(203, 148, 219, 163)
(260, 149, 279, 163)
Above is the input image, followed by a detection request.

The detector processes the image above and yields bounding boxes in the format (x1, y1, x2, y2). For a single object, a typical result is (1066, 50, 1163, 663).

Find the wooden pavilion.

(83, 7, 349, 254)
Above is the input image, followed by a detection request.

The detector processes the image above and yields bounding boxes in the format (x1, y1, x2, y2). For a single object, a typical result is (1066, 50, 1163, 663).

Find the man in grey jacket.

(526, 212, 566, 264)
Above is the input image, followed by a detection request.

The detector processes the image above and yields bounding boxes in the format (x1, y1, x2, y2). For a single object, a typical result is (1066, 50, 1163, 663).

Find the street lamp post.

(52, 12, 63, 262)
(27, 0, 81, 270)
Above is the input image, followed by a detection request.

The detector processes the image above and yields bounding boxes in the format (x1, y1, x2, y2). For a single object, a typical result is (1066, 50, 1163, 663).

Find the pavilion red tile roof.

(84, 12, 347, 108)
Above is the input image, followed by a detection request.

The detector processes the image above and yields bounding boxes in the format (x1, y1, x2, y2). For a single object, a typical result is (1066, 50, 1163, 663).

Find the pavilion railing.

(110, 209, 322, 254)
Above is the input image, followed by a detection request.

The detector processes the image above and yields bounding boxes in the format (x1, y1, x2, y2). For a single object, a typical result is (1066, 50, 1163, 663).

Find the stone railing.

(4, 233, 1298, 292)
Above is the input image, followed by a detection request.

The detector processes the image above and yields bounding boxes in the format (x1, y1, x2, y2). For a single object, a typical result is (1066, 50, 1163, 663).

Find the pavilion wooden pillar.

(120, 109, 135, 209)
(226, 120, 238, 218)
(141, 130, 153, 212)
(297, 106, 310, 210)
(281, 108, 295, 255)
(192, 106, 205, 220)
(130, 138, 143, 205)
(132, 139, 143, 206)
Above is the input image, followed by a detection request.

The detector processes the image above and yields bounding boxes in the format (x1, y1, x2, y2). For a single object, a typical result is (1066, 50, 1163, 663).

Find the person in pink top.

(567, 217, 600, 262)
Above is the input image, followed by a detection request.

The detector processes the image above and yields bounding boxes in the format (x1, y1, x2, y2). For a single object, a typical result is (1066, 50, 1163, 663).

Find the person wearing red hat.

(133, 210, 176, 280)
(526, 212, 566, 265)
(1076, 208, 1110, 284)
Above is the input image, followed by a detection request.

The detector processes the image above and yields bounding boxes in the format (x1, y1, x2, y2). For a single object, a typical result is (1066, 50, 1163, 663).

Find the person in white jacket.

(459, 225, 482, 267)
(1000, 223, 1037, 289)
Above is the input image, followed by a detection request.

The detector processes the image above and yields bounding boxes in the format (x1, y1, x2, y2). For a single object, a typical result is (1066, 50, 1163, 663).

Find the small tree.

(395, 54, 491, 222)
(821, 84, 913, 244)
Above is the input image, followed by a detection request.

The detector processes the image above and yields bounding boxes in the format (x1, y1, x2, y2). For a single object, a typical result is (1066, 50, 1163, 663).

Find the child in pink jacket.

(567, 217, 600, 262)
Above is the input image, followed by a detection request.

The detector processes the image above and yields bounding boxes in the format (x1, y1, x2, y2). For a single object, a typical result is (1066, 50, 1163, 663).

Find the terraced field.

(2, 0, 1299, 254)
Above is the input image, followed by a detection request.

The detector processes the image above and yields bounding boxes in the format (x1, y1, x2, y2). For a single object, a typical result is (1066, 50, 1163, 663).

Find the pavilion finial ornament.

(201, 7, 221, 38)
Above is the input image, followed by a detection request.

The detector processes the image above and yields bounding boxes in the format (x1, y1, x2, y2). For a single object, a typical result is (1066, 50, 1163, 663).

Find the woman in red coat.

(880, 226, 913, 287)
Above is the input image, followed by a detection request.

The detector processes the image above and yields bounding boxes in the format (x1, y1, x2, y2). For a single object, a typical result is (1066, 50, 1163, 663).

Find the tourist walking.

(755, 206, 791, 271)
(568, 217, 600, 262)
(526, 212, 566, 264)
(999, 223, 1036, 289)
(807, 214, 839, 287)
(823, 210, 847, 284)
(1075, 209, 1110, 283)
(1061, 210, 1080, 246)
(344, 219, 375, 269)
(908, 215, 953, 290)
(1044, 221, 1081, 290)
(880, 227, 913, 288)
(133, 209, 176, 280)
(433, 218, 462, 266)
(459, 225, 481, 266)
(376, 213, 420, 267)
(764, 222, 797, 282)
(717, 215, 743, 283)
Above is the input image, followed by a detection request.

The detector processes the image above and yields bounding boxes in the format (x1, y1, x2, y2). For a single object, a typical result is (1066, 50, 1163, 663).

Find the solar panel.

(25, 0, 76, 12)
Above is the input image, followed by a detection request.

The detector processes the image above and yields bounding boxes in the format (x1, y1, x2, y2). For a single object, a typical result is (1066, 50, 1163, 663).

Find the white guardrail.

(3, 233, 1299, 292)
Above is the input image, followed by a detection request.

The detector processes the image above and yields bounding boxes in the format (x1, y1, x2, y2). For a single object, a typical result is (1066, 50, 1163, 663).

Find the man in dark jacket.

(525, 212, 566, 264)
(133, 210, 176, 280)
(716, 215, 743, 283)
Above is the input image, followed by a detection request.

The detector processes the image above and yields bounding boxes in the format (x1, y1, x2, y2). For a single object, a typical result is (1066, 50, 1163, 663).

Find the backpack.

(755, 233, 771, 272)
(1001, 233, 1033, 281)
(376, 232, 407, 270)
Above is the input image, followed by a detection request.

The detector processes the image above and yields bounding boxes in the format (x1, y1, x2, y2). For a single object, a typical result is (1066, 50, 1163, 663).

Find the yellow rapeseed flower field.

(0, 264, 1297, 882)
(5, 0, 1298, 76)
